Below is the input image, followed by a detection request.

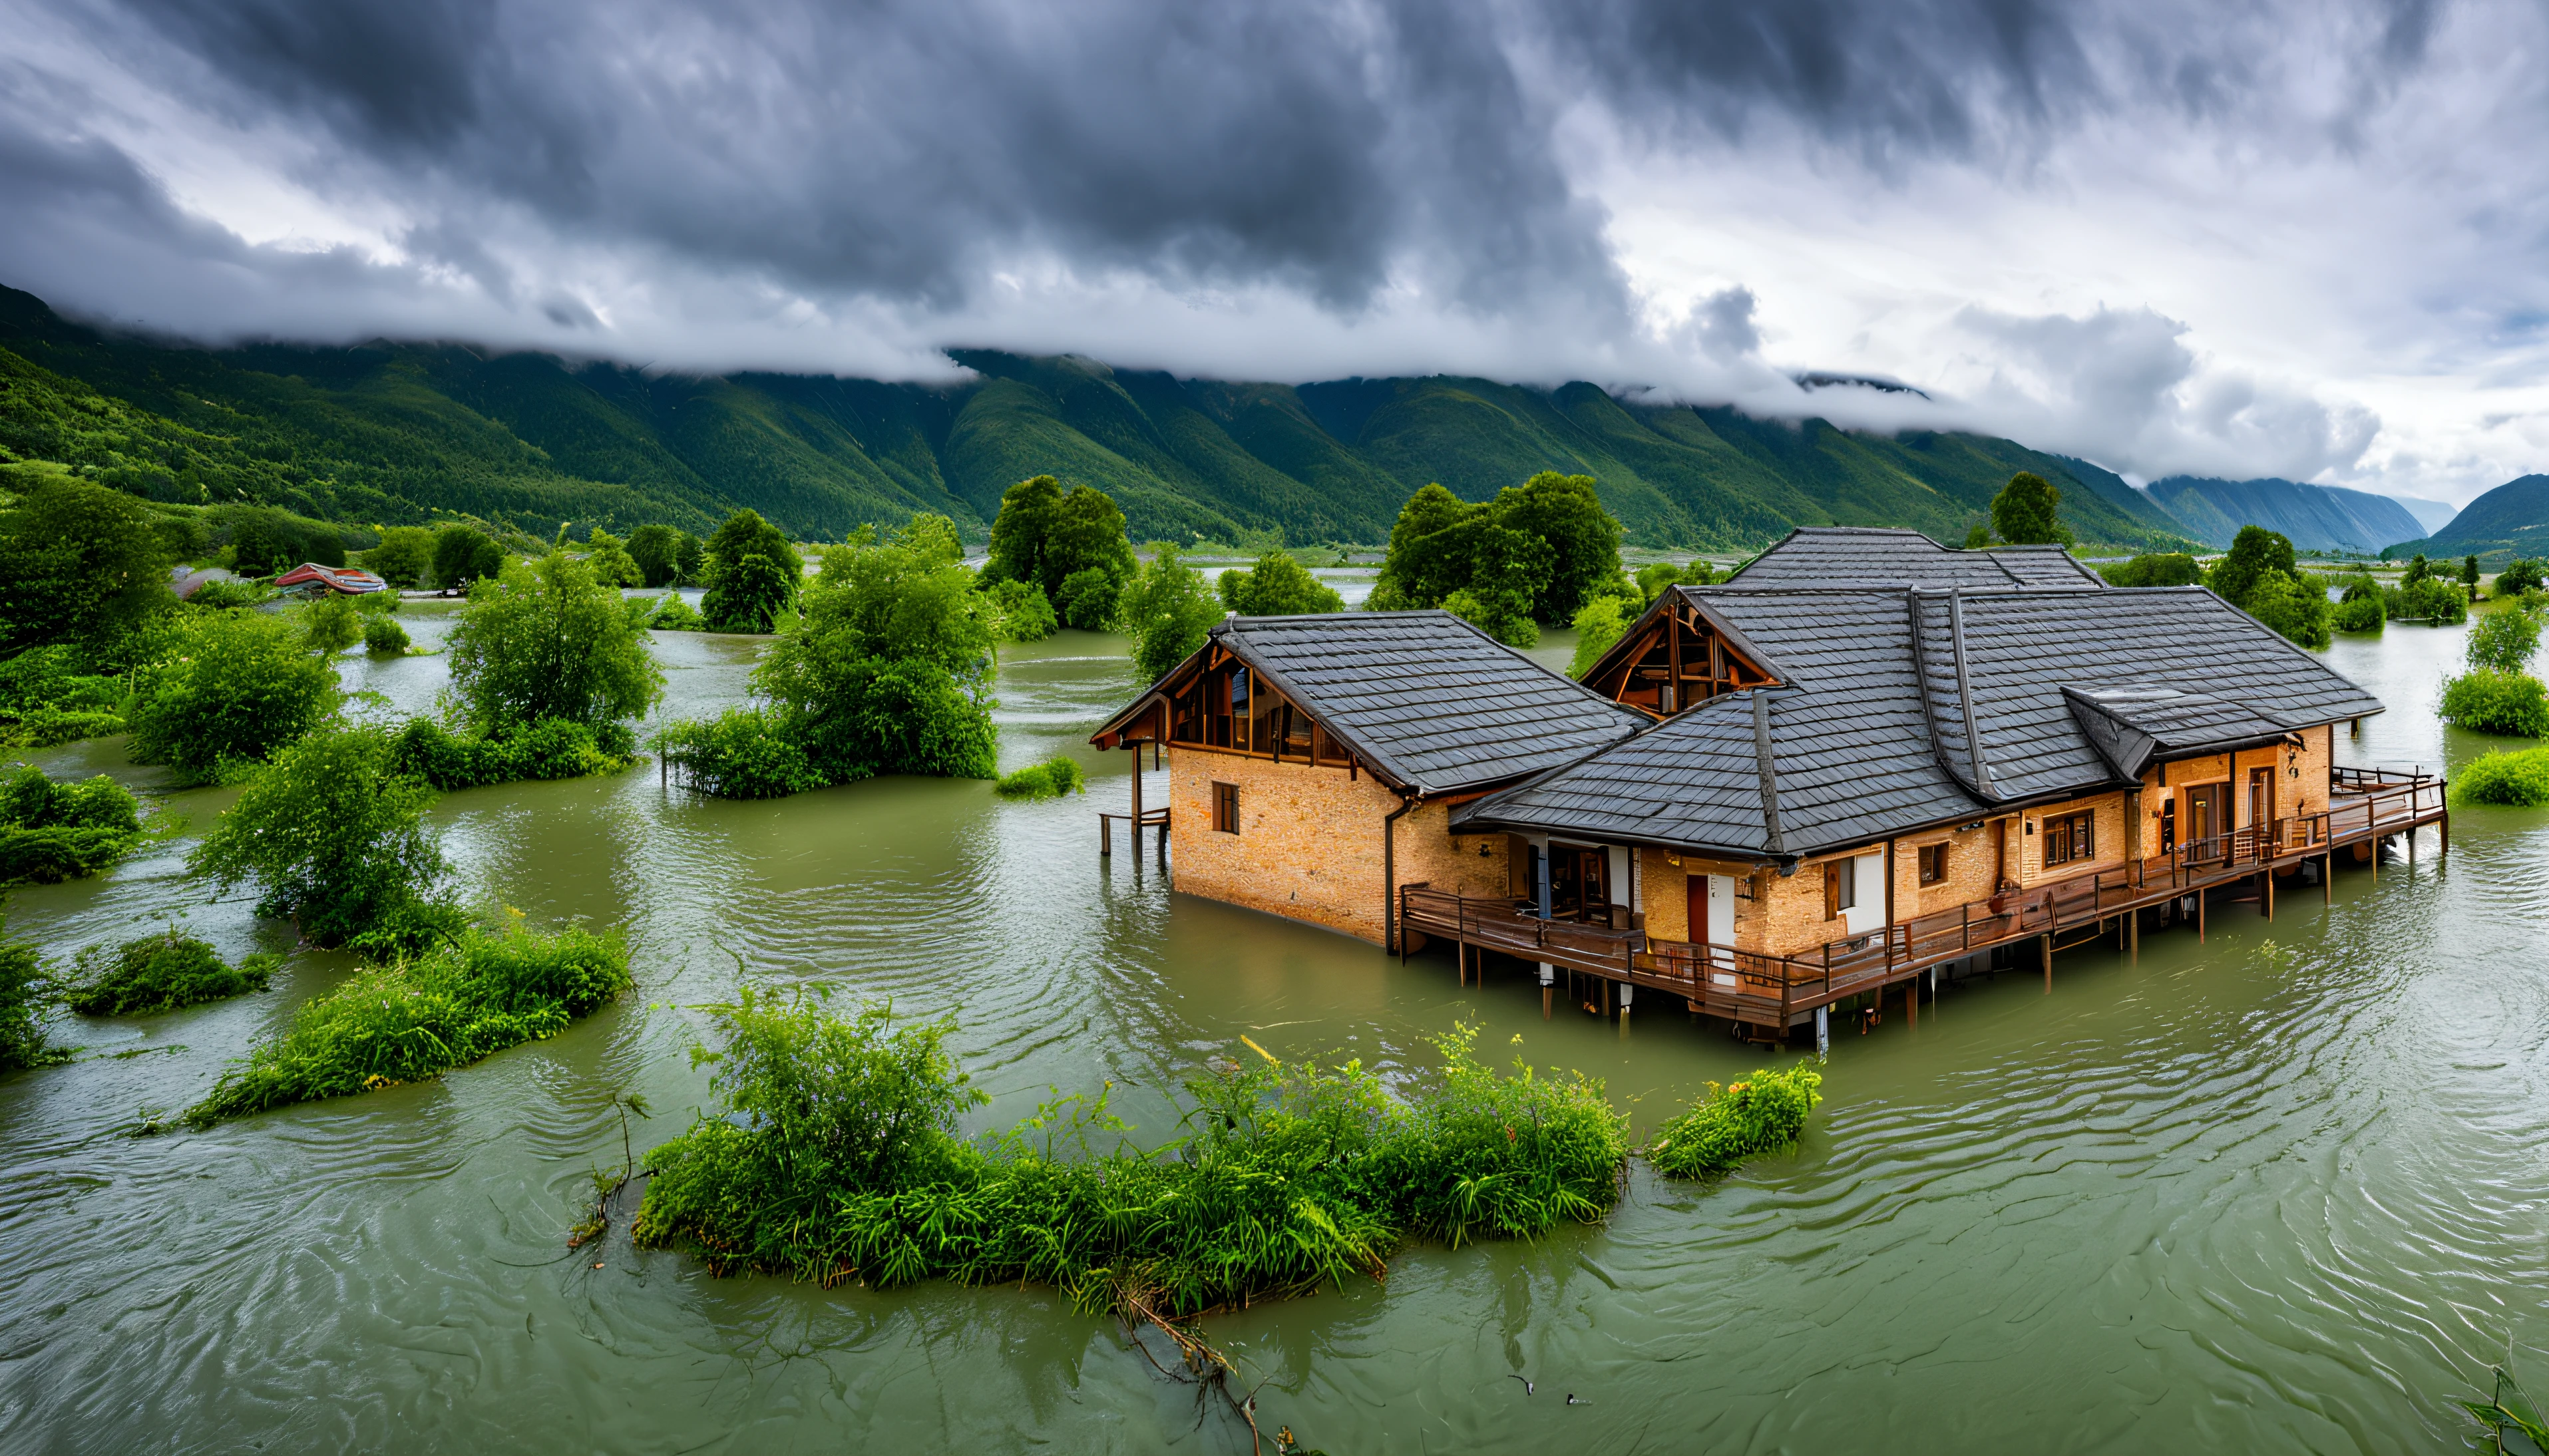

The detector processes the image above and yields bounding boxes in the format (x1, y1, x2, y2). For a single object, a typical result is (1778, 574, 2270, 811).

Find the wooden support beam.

(2323, 850, 2333, 906)
(2263, 866, 2273, 920)
(2041, 933, 2052, 992)
(2128, 908, 2138, 962)
(2198, 887, 2206, 942)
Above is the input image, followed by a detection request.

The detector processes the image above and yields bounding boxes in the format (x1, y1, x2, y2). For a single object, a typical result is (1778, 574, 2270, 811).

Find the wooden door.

(2248, 767, 2275, 844)
(2186, 783, 2224, 857)
(1687, 874, 1708, 947)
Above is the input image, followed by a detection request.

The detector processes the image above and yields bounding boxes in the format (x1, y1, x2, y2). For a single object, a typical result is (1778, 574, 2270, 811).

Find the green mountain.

(0, 282, 2196, 550)
(2381, 475, 2549, 564)
(2140, 475, 2427, 554)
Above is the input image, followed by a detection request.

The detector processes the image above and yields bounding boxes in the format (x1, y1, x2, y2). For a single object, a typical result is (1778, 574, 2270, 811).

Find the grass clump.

(652, 707, 824, 798)
(2455, 747, 2549, 807)
(633, 1000, 1627, 1317)
(993, 755, 1085, 799)
(67, 930, 276, 1017)
(389, 717, 637, 791)
(646, 594, 707, 631)
(1646, 1063, 1825, 1178)
(0, 920, 70, 1071)
(182, 924, 630, 1127)
(0, 763, 143, 884)
(363, 616, 411, 655)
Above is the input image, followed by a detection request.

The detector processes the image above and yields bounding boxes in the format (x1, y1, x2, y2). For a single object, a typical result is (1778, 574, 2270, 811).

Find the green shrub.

(0, 643, 126, 746)
(187, 578, 268, 610)
(0, 475, 175, 654)
(632, 1003, 1626, 1316)
(362, 526, 436, 588)
(2498, 560, 2546, 598)
(980, 578, 1057, 642)
(1054, 566, 1119, 630)
(445, 551, 664, 737)
(431, 525, 504, 590)
(994, 755, 1086, 799)
(127, 611, 340, 780)
(2439, 669, 2549, 737)
(2242, 571, 2333, 649)
(2332, 592, 2385, 633)
(1116, 546, 1219, 682)
(0, 922, 67, 1072)
(2468, 606, 2542, 675)
(1217, 552, 1345, 616)
(1647, 1063, 1825, 1178)
(389, 717, 636, 791)
(182, 925, 630, 1127)
(363, 616, 411, 655)
(188, 725, 447, 946)
(1569, 596, 1633, 677)
(2098, 552, 2204, 587)
(0, 763, 142, 883)
(2456, 747, 2549, 807)
(654, 707, 825, 799)
(647, 594, 707, 630)
(2387, 576, 2468, 624)
(67, 930, 276, 1017)
(301, 596, 362, 654)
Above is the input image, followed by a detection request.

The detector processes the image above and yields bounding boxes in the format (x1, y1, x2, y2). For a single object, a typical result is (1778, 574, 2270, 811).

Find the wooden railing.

(1399, 767, 2447, 1022)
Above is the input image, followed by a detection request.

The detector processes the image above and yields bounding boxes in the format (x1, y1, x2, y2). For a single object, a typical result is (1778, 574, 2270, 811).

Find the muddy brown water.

(1, 610, 2543, 1453)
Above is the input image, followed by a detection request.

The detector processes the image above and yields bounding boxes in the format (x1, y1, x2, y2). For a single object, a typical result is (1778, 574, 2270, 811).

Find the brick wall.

(1892, 819, 2001, 925)
(2012, 793, 2129, 884)
(1165, 747, 1509, 946)
(1636, 848, 1768, 947)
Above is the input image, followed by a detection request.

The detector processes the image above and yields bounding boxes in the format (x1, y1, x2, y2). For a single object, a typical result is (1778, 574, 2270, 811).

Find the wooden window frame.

(1917, 842, 1948, 886)
(1212, 781, 1240, 834)
(1823, 858, 1856, 920)
(2041, 811, 2095, 868)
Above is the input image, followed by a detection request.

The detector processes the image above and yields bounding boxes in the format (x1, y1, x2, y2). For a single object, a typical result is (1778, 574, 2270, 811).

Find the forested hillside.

(2384, 475, 2549, 564)
(2140, 475, 2426, 553)
(0, 283, 2198, 549)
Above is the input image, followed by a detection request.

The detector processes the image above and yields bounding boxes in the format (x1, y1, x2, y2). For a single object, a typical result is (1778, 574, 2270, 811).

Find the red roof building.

(273, 562, 389, 596)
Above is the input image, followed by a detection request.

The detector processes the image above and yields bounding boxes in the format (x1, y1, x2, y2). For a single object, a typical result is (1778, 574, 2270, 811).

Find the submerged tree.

(1989, 472, 2073, 547)
(0, 476, 175, 655)
(432, 525, 506, 591)
(1219, 552, 1344, 616)
(981, 476, 1135, 627)
(699, 510, 803, 633)
(626, 524, 699, 588)
(188, 725, 448, 946)
(445, 550, 664, 744)
(1117, 546, 1221, 682)
(1367, 473, 1628, 641)
(126, 610, 341, 780)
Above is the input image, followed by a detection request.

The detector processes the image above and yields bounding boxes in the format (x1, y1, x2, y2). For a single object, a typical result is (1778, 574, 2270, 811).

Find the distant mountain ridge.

(0, 282, 2204, 551)
(2136, 475, 2429, 554)
(2382, 475, 2549, 564)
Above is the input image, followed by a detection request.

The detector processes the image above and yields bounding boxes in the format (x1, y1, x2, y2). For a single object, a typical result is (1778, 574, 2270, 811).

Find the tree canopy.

(2097, 552, 2204, 587)
(1367, 473, 1626, 644)
(699, 509, 803, 632)
(433, 525, 505, 590)
(1989, 472, 2072, 546)
(626, 524, 699, 588)
(363, 526, 436, 588)
(188, 724, 447, 946)
(2206, 526, 2329, 648)
(1219, 552, 1344, 616)
(982, 476, 1135, 626)
(445, 550, 665, 739)
(126, 610, 340, 780)
(1117, 546, 1221, 683)
(0, 476, 174, 654)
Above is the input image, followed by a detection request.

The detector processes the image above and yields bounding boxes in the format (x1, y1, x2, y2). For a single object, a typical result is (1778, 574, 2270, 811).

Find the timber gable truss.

(1580, 588, 1782, 718)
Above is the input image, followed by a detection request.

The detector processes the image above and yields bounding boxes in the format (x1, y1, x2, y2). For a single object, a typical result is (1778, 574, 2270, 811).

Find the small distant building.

(272, 563, 388, 598)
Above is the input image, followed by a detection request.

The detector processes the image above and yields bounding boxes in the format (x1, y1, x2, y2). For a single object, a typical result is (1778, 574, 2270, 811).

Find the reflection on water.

(1, 614, 2544, 1453)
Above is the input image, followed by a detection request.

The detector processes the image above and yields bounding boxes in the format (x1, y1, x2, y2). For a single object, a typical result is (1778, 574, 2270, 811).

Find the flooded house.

(1090, 528, 2447, 1047)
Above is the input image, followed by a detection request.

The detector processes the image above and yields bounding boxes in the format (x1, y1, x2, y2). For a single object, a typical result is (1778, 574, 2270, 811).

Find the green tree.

(626, 524, 691, 588)
(127, 612, 340, 779)
(752, 540, 999, 781)
(1495, 471, 1623, 623)
(1115, 546, 1221, 683)
(2468, 606, 2542, 675)
(0, 475, 175, 653)
(1219, 551, 1346, 616)
(2208, 526, 2299, 608)
(2098, 552, 2204, 587)
(703, 551, 798, 633)
(1569, 596, 1634, 677)
(980, 578, 1058, 641)
(1366, 475, 1619, 629)
(188, 725, 447, 946)
(1367, 483, 1478, 611)
(982, 474, 1064, 589)
(584, 528, 645, 588)
(432, 525, 505, 590)
(982, 476, 1135, 607)
(445, 551, 665, 739)
(301, 595, 362, 654)
(1989, 472, 2072, 546)
(2242, 572, 2332, 649)
(2497, 560, 2546, 598)
(2464, 555, 2482, 596)
(1054, 566, 1119, 631)
(363, 526, 437, 588)
(2401, 553, 2432, 587)
(1962, 523, 1993, 550)
(894, 513, 965, 568)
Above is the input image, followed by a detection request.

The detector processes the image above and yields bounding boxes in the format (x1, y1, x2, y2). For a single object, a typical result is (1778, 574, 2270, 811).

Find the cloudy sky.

(4, 0, 2544, 504)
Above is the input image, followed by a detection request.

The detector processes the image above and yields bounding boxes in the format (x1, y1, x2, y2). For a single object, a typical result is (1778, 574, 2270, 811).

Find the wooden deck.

(1400, 770, 2447, 1030)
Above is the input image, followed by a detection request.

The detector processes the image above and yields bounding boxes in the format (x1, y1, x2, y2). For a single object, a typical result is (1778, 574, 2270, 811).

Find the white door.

(1706, 874, 1736, 978)
(1840, 850, 1887, 936)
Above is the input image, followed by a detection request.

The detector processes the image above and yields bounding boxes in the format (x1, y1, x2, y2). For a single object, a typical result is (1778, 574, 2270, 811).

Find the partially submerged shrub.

(2455, 747, 2549, 807)
(363, 616, 411, 655)
(389, 717, 636, 791)
(993, 755, 1085, 799)
(187, 724, 446, 946)
(301, 595, 363, 655)
(67, 930, 276, 1017)
(633, 1003, 1627, 1316)
(0, 763, 143, 884)
(183, 924, 630, 1127)
(654, 707, 825, 799)
(2440, 669, 2549, 737)
(0, 921, 68, 1071)
(0, 644, 128, 747)
(1647, 1063, 1825, 1178)
(647, 594, 707, 631)
(979, 578, 1056, 642)
(186, 577, 269, 610)
(127, 611, 340, 780)
(2332, 592, 2385, 634)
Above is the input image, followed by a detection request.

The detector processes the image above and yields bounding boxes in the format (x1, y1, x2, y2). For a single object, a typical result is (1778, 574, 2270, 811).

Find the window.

(2042, 811, 2094, 867)
(1212, 782, 1239, 834)
(1918, 842, 1949, 885)
(1822, 857, 1856, 920)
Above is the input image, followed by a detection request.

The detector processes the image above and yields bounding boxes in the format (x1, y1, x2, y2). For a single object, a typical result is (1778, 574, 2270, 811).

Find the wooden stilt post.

(1814, 1005, 1830, 1055)
(1542, 984, 1552, 1019)
(2198, 888, 2206, 942)
(2128, 908, 2138, 962)
(1907, 978, 1918, 1027)
(2041, 933, 2052, 992)
(2263, 868, 2273, 920)
(2323, 850, 2333, 906)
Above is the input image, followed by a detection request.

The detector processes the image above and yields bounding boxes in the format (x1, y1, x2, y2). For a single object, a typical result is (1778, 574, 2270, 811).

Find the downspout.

(1384, 789, 1420, 953)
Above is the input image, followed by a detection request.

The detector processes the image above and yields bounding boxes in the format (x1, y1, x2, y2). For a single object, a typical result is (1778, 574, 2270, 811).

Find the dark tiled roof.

(1202, 612, 1646, 794)
(1725, 526, 2106, 590)
(1454, 586, 2383, 859)
(2063, 685, 2297, 781)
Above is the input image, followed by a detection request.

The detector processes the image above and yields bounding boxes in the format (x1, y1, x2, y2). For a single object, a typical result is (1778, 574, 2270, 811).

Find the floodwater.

(1, 608, 2542, 1454)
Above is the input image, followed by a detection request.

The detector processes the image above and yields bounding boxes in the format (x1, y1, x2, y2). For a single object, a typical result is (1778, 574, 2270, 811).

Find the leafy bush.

(67, 930, 276, 1017)
(431, 525, 505, 590)
(1990, 471, 2072, 546)
(626, 524, 697, 588)
(1647, 1063, 1825, 1178)
(699, 510, 803, 632)
(186, 577, 268, 610)
(182, 926, 630, 1127)
(127, 611, 340, 780)
(0, 475, 175, 654)
(1569, 595, 1633, 677)
(980, 578, 1057, 642)
(581, 528, 645, 588)
(2386, 576, 2468, 624)
(1368, 474, 1618, 629)
(2098, 552, 2204, 587)
(654, 707, 826, 798)
(0, 763, 144, 883)
(363, 616, 411, 655)
(1635, 560, 1714, 600)
(2332, 581, 2385, 632)
(994, 755, 1085, 799)
(1443, 583, 1539, 647)
(2456, 747, 2549, 807)
(2439, 669, 2549, 737)
(982, 475, 1135, 614)
(2497, 559, 2546, 598)
(633, 1001, 1627, 1316)
(2467, 606, 2542, 675)
(2242, 571, 2332, 649)
(390, 717, 636, 790)
(0, 922, 68, 1072)
(647, 593, 707, 630)
(0, 643, 127, 746)
(1218, 552, 1345, 616)
(188, 725, 447, 946)
(362, 526, 437, 588)
(446, 550, 664, 736)
(1054, 566, 1120, 630)
(1116, 546, 1221, 682)
(301, 595, 363, 654)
